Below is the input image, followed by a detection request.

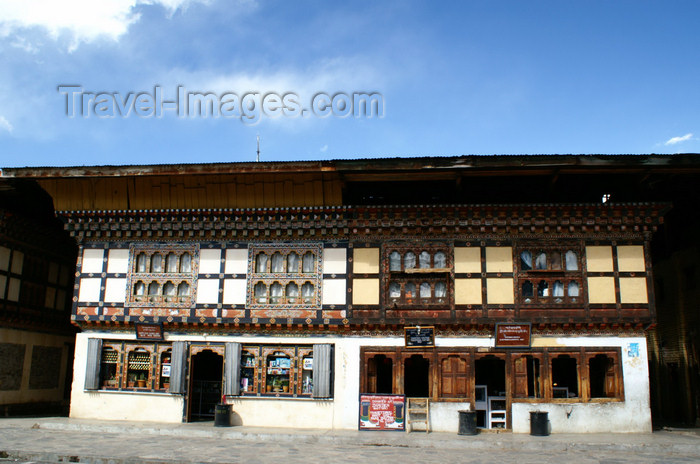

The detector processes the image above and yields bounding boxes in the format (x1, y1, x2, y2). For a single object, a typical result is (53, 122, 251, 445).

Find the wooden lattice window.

(517, 244, 584, 306)
(127, 245, 197, 307)
(384, 244, 452, 308)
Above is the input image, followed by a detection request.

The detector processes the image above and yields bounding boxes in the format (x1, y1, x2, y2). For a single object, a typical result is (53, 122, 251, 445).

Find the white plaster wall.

(70, 333, 184, 423)
(513, 336, 651, 433)
(199, 249, 222, 274)
(222, 279, 246, 304)
(224, 249, 247, 274)
(104, 278, 126, 303)
(78, 278, 101, 302)
(322, 279, 346, 305)
(196, 279, 220, 304)
(323, 248, 347, 275)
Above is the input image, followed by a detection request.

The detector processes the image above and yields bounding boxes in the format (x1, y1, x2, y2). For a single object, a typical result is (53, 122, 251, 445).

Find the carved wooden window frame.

(382, 242, 453, 308)
(126, 244, 198, 308)
(246, 243, 323, 309)
(516, 243, 586, 307)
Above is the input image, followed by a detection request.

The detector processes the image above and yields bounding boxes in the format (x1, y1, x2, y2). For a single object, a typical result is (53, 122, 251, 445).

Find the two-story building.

(2, 155, 679, 432)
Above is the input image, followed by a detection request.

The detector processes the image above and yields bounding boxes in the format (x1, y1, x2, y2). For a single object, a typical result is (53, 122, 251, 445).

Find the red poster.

(359, 394, 405, 431)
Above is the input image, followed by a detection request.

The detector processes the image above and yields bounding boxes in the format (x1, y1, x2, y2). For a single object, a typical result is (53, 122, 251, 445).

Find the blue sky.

(1, 0, 699, 167)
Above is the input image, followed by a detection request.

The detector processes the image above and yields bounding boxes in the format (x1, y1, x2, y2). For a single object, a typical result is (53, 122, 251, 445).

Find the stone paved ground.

(1, 418, 699, 464)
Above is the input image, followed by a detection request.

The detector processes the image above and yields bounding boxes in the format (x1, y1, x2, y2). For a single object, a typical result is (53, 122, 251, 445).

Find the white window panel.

(199, 249, 222, 275)
(323, 248, 347, 275)
(196, 279, 220, 304)
(81, 249, 104, 274)
(104, 278, 127, 303)
(10, 250, 23, 274)
(107, 249, 130, 274)
(223, 279, 246, 305)
(322, 279, 346, 305)
(0, 246, 11, 271)
(78, 278, 102, 302)
(224, 249, 248, 274)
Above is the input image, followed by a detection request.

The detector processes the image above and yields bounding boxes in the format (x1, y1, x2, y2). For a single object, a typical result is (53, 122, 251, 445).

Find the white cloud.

(665, 133, 693, 145)
(320, 144, 328, 152)
(0, 0, 210, 51)
(0, 115, 14, 132)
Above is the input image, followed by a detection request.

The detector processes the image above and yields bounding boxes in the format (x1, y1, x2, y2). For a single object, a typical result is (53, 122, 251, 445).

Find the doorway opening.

(474, 355, 506, 429)
(188, 349, 223, 422)
(404, 354, 430, 397)
(368, 354, 394, 393)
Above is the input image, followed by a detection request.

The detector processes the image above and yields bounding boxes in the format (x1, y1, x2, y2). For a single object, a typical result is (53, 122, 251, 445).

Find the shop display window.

(236, 345, 318, 397)
(100, 346, 120, 388)
(158, 348, 172, 390)
(126, 347, 151, 389)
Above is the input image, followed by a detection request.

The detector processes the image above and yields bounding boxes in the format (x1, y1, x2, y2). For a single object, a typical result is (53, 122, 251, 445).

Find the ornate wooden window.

(517, 244, 584, 306)
(383, 243, 452, 308)
(127, 244, 197, 307)
(512, 353, 544, 399)
(438, 354, 470, 399)
(247, 243, 323, 309)
(586, 352, 622, 399)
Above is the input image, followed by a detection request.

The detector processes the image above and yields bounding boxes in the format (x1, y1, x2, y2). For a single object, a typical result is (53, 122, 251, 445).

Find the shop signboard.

(135, 323, 164, 340)
(358, 394, 405, 431)
(495, 323, 531, 348)
(405, 326, 435, 348)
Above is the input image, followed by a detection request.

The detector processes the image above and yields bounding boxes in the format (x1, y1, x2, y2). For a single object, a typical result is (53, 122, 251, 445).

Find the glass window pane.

(302, 252, 315, 273)
(404, 252, 416, 270)
(151, 254, 163, 273)
(136, 253, 148, 273)
(177, 282, 190, 296)
(565, 251, 578, 271)
(435, 281, 447, 298)
(254, 282, 267, 303)
(256, 253, 268, 273)
(535, 253, 547, 270)
(405, 283, 416, 300)
(537, 280, 549, 297)
(419, 251, 431, 269)
(520, 251, 532, 271)
(148, 282, 160, 295)
(434, 252, 446, 268)
(568, 281, 579, 297)
(389, 282, 401, 298)
(389, 251, 401, 271)
(271, 253, 285, 273)
(302, 282, 314, 302)
(166, 253, 178, 273)
(420, 282, 431, 298)
(286, 282, 299, 303)
(522, 281, 533, 299)
(551, 252, 562, 271)
(270, 282, 283, 303)
(163, 282, 176, 296)
(287, 253, 300, 273)
(134, 281, 146, 296)
(553, 280, 564, 297)
(180, 253, 192, 273)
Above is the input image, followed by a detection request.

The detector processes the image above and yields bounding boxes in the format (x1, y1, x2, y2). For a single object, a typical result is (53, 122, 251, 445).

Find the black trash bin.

(530, 411, 549, 436)
(214, 403, 231, 427)
(458, 410, 478, 435)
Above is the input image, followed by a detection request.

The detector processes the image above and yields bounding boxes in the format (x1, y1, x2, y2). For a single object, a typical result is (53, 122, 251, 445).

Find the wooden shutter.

(439, 355, 467, 398)
(224, 342, 241, 396)
(84, 338, 102, 390)
(513, 356, 528, 398)
(312, 344, 332, 398)
(169, 341, 187, 394)
(604, 355, 617, 398)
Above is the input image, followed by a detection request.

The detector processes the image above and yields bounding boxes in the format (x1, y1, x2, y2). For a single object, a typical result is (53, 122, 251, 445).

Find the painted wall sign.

(405, 326, 435, 348)
(359, 394, 405, 431)
(135, 323, 164, 340)
(495, 323, 532, 348)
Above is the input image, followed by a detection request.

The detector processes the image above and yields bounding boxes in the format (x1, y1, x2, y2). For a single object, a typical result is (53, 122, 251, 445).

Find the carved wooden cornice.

(59, 203, 668, 242)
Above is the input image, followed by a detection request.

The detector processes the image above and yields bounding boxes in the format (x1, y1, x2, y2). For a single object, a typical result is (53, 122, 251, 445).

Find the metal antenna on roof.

(256, 134, 260, 162)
